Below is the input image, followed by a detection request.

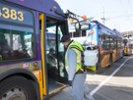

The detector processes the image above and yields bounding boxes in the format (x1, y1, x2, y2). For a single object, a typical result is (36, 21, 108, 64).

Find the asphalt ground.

(46, 55, 133, 100)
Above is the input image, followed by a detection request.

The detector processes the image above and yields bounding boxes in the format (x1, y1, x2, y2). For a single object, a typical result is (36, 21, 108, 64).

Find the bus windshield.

(69, 23, 97, 45)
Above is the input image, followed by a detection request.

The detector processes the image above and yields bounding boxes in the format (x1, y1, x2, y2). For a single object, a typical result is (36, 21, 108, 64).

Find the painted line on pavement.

(89, 56, 132, 96)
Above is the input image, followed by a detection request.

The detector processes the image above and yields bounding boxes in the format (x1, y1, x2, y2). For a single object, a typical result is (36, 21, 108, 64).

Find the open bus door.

(39, 13, 67, 97)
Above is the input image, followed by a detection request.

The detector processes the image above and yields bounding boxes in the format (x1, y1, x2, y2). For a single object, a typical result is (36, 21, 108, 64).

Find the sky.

(55, 0, 133, 32)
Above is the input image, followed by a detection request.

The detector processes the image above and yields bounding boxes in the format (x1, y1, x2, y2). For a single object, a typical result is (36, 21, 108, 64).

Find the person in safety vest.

(61, 35, 94, 100)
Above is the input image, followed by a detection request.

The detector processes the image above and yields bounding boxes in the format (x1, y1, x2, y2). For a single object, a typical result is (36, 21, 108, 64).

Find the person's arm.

(67, 48, 77, 82)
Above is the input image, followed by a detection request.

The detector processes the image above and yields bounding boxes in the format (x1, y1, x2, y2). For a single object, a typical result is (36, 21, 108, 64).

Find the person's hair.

(60, 35, 70, 42)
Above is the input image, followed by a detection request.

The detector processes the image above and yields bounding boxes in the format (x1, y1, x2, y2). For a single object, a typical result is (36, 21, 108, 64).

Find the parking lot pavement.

(46, 87, 73, 100)
(46, 82, 95, 100)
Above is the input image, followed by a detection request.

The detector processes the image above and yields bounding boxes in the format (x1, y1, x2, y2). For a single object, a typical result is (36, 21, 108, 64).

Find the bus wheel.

(0, 76, 37, 100)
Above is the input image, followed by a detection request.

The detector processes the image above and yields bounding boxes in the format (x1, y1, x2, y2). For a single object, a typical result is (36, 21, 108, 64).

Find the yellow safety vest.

(65, 41, 84, 73)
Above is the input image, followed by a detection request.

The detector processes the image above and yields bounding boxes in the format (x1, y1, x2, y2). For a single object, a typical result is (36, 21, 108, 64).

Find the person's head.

(60, 35, 71, 47)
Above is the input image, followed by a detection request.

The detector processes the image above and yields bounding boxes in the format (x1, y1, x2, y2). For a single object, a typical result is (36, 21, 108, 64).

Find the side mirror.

(75, 23, 90, 30)
(81, 24, 90, 30)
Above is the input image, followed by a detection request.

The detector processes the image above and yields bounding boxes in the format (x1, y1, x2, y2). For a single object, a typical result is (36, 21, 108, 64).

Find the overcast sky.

(55, 0, 133, 32)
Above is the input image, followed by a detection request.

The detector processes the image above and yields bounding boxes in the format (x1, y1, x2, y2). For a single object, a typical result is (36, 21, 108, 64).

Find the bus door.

(40, 14, 67, 95)
(110, 37, 117, 62)
(117, 39, 124, 58)
(100, 35, 111, 68)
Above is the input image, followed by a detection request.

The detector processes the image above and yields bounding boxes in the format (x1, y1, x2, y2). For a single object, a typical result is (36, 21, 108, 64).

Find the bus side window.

(0, 34, 12, 60)
(0, 34, 8, 50)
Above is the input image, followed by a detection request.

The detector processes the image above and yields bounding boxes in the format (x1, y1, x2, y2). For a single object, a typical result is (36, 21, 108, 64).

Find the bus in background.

(113, 29, 124, 59)
(123, 38, 133, 55)
(67, 12, 124, 71)
(0, 0, 68, 99)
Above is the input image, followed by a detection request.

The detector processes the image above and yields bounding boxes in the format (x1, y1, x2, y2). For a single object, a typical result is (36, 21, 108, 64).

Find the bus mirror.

(75, 23, 80, 30)
(75, 23, 90, 30)
(81, 24, 90, 30)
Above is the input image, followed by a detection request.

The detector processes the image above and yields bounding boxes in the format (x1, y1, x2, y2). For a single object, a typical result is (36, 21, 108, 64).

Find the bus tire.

(0, 75, 37, 100)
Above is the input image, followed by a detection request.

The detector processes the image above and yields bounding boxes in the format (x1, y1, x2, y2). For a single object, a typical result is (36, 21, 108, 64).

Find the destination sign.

(0, 2, 33, 26)
(0, 7, 24, 21)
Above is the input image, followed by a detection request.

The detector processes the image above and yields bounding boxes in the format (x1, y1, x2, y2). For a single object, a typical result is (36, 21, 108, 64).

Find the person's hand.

(68, 80, 72, 86)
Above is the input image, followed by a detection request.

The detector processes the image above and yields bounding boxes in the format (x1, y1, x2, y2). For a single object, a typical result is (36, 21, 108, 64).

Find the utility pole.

(101, 7, 106, 24)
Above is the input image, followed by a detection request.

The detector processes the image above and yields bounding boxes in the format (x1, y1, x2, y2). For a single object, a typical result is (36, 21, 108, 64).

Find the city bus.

(68, 19, 124, 71)
(0, 0, 68, 99)
(123, 38, 133, 55)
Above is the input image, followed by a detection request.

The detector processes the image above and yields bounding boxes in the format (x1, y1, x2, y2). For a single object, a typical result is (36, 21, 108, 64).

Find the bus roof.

(5, 0, 64, 20)
(92, 20, 114, 37)
(113, 29, 123, 39)
(92, 20, 112, 31)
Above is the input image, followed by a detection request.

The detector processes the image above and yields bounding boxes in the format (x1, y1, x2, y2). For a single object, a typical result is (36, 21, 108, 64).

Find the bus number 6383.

(0, 7, 24, 21)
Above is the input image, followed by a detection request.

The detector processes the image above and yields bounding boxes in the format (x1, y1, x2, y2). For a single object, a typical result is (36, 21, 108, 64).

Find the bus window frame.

(110, 37, 116, 49)
(0, 1, 36, 63)
(101, 35, 110, 50)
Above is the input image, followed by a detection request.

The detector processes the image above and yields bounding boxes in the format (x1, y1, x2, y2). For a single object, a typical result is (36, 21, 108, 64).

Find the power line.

(119, 0, 132, 23)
